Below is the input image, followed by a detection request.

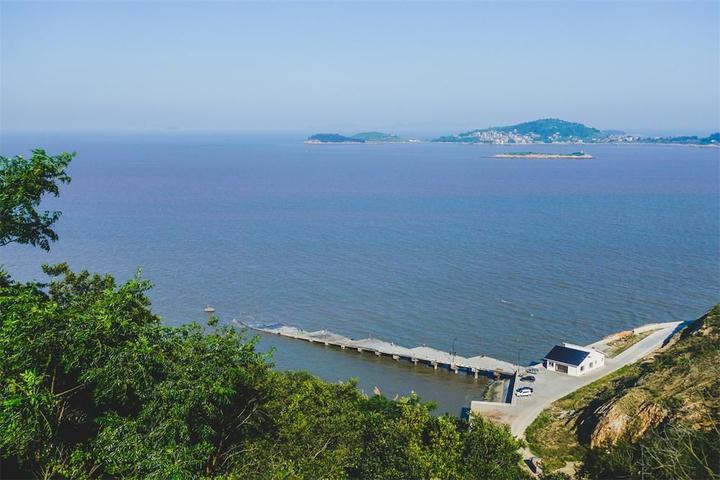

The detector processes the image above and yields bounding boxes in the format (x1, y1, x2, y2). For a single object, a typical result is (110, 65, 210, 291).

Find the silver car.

(515, 387, 533, 397)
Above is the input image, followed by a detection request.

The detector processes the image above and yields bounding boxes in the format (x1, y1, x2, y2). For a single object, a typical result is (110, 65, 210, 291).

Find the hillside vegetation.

(527, 306, 720, 479)
(307, 131, 407, 143)
(433, 118, 720, 145)
(433, 119, 604, 143)
(351, 131, 406, 142)
(307, 133, 364, 143)
(488, 119, 600, 140)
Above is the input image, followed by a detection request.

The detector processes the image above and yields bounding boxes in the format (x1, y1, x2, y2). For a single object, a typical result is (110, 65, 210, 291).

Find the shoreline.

(436, 141, 718, 148)
(492, 153, 593, 159)
(304, 140, 421, 145)
(305, 140, 718, 147)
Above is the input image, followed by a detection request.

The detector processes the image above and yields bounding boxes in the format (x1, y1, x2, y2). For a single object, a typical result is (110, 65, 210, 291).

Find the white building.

(543, 343, 605, 376)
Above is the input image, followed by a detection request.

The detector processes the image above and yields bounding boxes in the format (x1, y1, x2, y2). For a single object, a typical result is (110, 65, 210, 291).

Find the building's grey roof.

(544, 345, 589, 366)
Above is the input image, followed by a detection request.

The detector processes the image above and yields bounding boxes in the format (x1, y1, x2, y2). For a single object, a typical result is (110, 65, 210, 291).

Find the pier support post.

(375, 351, 381, 357)
(432, 361, 438, 370)
(473, 369, 478, 379)
(324, 342, 329, 346)
(392, 355, 400, 361)
(412, 358, 418, 365)
(341, 345, 346, 350)
(357, 348, 363, 353)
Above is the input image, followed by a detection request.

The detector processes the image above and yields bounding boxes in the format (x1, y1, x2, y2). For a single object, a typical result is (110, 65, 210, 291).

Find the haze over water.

(2, 133, 718, 412)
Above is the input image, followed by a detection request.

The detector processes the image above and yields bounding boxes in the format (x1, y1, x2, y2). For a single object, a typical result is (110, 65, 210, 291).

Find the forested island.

(308, 121, 719, 146)
(306, 131, 413, 143)
(306, 133, 365, 143)
(433, 118, 720, 146)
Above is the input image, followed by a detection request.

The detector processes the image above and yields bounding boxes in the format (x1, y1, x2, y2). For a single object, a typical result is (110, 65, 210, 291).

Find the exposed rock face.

(587, 306, 720, 450)
(590, 396, 667, 448)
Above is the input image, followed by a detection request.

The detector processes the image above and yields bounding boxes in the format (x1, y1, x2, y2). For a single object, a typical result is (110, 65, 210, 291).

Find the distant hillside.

(642, 132, 720, 145)
(307, 131, 410, 143)
(434, 118, 607, 144)
(351, 131, 406, 142)
(491, 118, 601, 140)
(526, 306, 720, 478)
(310, 123, 719, 146)
(306, 133, 364, 143)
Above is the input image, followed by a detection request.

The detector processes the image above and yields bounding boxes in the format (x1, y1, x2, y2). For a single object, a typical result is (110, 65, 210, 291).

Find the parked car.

(515, 387, 533, 397)
(521, 375, 536, 383)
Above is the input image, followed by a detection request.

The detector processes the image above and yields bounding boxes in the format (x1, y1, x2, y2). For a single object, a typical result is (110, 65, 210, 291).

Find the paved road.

(471, 321, 683, 437)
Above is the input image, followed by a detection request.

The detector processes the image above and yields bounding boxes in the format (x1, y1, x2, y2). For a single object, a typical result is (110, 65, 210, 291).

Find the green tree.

(0, 264, 163, 478)
(460, 414, 525, 480)
(354, 393, 436, 479)
(426, 414, 464, 480)
(0, 149, 74, 250)
(0, 263, 275, 479)
(232, 372, 365, 479)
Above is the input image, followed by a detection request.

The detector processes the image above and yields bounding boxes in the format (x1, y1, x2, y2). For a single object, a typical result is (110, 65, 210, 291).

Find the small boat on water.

(203, 304, 216, 314)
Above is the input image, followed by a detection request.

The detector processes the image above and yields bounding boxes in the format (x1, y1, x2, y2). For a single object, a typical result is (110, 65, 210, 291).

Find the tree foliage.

(0, 149, 74, 251)
(0, 265, 526, 479)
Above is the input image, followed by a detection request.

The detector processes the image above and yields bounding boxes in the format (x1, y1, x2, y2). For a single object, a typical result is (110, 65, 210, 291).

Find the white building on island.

(543, 343, 605, 376)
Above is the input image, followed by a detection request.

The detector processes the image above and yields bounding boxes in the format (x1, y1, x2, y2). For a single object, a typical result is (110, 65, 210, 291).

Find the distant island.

(492, 151, 593, 159)
(640, 132, 720, 145)
(433, 118, 720, 145)
(306, 133, 365, 144)
(307, 121, 719, 146)
(351, 131, 409, 142)
(306, 131, 417, 144)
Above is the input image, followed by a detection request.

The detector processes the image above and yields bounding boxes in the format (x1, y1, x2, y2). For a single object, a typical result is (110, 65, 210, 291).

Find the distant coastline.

(306, 132, 420, 144)
(432, 118, 720, 146)
(306, 119, 719, 147)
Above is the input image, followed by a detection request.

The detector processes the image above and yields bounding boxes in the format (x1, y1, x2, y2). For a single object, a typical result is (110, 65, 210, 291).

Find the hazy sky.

(2, 1, 718, 135)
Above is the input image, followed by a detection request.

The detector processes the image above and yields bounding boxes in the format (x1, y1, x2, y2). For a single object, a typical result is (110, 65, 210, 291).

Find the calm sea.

(2, 132, 718, 413)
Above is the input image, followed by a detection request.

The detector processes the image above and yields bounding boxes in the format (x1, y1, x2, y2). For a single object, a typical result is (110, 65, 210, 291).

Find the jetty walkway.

(239, 322, 519, 378)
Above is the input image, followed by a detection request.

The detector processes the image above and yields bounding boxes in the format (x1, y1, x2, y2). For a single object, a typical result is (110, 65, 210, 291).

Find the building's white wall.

(545, 360, 561, 372)
(545, 347, 606, 376)
(576, 352, 605, 375)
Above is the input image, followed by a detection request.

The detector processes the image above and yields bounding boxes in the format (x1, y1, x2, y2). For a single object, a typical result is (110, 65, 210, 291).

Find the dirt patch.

(605, 330, 654, 357)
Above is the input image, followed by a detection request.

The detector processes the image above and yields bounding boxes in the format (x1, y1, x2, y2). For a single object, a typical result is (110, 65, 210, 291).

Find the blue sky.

(1, 1, 718, 135)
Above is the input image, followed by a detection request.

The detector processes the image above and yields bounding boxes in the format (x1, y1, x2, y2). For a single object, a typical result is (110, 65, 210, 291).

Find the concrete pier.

(238, 321, 518, 378)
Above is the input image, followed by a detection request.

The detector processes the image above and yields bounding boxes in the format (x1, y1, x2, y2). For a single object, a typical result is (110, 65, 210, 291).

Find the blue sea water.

(2, 133, 718, 412)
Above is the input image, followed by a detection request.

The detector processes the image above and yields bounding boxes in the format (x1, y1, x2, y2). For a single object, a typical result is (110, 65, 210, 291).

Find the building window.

(580, 366, 585, 371)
